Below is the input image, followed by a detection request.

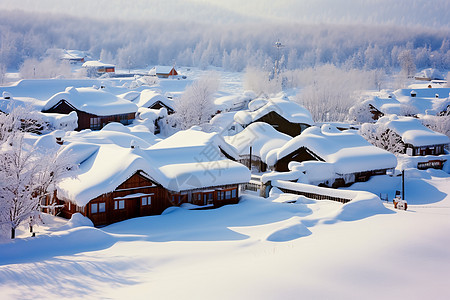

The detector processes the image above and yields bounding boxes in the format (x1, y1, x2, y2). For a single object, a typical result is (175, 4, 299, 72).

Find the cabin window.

(141, 196, 151, 206)
(225, 190, 232, 200)
(90, 117, 102, 130)
(204, 193, 213, 205)
(91, 203, 98, 214)
(217, 191, 224, 200)
(68, 202, 71, 211)
(232, 189, 237, 198)
(99, 202, 106, 213)
(114, 200, 125, 210)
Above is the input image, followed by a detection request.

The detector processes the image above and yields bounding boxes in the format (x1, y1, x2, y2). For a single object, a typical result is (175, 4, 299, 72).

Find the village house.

(148, 66, 178, 78)
(234, 96, 314, 137)
(42, 86, 138, 131)
(225, 122, 292, 172)
(52, 127, 251, 226)
(381, 115, 449, 169)
(82, 60, 116, 75)
(267, 124, 397, 187)
(133, 89, 175, 114)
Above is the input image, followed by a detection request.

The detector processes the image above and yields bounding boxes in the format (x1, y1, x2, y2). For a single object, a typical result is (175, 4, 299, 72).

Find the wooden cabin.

(149, 66, 178, 78)
(52, 127, 250, 226)
(253, 110, 309, 137)
(270, 125, 397, 187)
(43, 87, 137, 131)
(56, 171, 241, 226)
(234, 97, 314, 138)
(44, 100, 134, 130)
(147, 100, 174, 114)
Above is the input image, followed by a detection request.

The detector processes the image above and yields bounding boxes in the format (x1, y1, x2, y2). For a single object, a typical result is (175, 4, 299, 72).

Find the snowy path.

(0, 173, 449, 299)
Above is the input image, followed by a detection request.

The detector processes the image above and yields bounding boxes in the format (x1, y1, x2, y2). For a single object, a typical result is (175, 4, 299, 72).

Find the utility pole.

(402, 169, 405, 200)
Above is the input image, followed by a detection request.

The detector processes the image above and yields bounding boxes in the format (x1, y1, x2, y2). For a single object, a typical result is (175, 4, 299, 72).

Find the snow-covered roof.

(61, 49, 88, 60)
(272, 124, 397, 174)
(82, 60, 115, 68)
(225, 122, 291, 163)
(148, 66, 177, 76)
(414, 68, 444, 81)
(358, 88, 450, 116)
(57, 127, 250, 206)
(133, 89, 174, 109)
(380, 115, 450, 147)
(234, 96, 314, 126)
(44, 86, 138, 116)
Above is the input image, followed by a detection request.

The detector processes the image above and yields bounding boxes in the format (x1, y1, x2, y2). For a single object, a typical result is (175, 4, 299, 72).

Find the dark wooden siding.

(275, 147, 322, 172)
(57, 172, 242, 226)
(43, 100, 135, 131)
(253, 111, 309, 137)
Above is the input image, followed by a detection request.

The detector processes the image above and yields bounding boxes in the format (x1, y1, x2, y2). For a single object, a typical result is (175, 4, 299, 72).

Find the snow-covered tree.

(243, 66, 282, 96)
(0, 106, 74, 239)
(19, 57, 72, 79)
(360, 123, 405, 153)
(398, 50, 416, 78)
(0, 63, 6, 84)
(171, 73, 220, 130)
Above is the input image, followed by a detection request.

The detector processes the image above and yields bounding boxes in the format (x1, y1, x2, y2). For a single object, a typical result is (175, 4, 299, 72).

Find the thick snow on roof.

(57, 145, 148, 206)
(61, 49, 89, 60)
(58, 127, 250, 205)
(414, 68, 444, 80)
(274, 124, 397, 174)
(82, 60, 115, 68)
(380, 115, 450, 147)
(360, 88, 450, 116)
(225, 122, 291, 163)
(64, 122, 161, 148)
(234, 95, 314, 126)
(44, 86, 138, 116)
(133, 89, 174, 109)
(0, 79, 102, 102)
(214, 91, 256, 111)
(148, 66, 177, 75)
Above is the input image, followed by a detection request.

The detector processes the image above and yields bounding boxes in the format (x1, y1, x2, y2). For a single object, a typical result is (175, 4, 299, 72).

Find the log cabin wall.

(58, 172, 242, 226)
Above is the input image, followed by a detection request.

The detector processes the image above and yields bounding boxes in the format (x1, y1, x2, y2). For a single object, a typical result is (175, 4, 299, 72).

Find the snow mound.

(323, 192, 392, 224)
(267, 222, 312, 242)
(67, 213, 94, 228)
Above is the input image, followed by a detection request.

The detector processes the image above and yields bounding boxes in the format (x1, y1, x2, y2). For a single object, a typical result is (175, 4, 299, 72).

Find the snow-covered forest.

(1, 7, 450, 72)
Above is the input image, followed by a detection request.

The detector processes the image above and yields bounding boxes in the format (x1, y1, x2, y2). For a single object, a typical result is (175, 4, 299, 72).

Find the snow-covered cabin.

(351, 88, 450, 122)
(234, 96, 314, 137)
(148, 66, 178, 78)
(133, 89, 175, 114)
(54, 127, 251, 226)
(43, 86, 138, 131)
(46, 49, 90, 64)
(269, 124, 397, 187)
(82, 60, 115, 75)
(381, 116, 449, 170)
(225, 122, 292, 172)
(414, 68, 444, 81)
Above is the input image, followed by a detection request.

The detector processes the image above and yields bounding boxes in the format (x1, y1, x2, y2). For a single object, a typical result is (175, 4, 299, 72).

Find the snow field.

(1, 170, 449, 299)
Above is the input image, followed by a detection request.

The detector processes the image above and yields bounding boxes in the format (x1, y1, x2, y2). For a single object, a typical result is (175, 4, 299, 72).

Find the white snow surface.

(133, 89, 174, 109)
(273, 124, 397, 174)
(381, 115, 450, 146)
(234, 95, 314, 126)
(44, 86, 138, 116)
(225, 122, 292, 162)
(2, 170, 450, 299)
